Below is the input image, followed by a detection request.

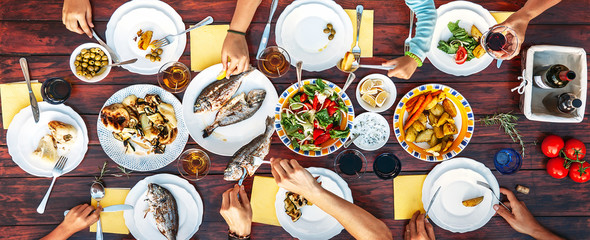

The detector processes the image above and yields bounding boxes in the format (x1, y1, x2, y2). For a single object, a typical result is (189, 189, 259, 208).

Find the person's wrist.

(229, 225, 251, 237)
(303, 184, 327, 203)
(56, 223, 77, 237)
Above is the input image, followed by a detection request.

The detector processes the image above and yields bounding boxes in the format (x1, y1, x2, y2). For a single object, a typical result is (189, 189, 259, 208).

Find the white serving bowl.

(69, 43, 112, 82)
(356, 73, 397, 112)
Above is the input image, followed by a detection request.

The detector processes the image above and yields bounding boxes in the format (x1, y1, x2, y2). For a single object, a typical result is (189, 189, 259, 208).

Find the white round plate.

(351, 112, 390, 151)
(7, 102, 88, 177)
(422, 157, 499, 233)
(275, 0, 353, 72)
(106, 0, 185, 75)
(97, 84, 189, 171)
(426, 1, 496, 76)
(356, 74, 397, 112)
(124, 174, 203, 240)
(69, 43, 112, 82)
(275, 167, 353, 240)
(182, 63, 278, 156)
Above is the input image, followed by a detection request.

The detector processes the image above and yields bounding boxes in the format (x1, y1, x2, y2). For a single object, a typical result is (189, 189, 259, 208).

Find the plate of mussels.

(97, 84, 189, 171)
(181, 63, 278, 156)
(275, 167, 353, 240)
(125, 174, 204, 240)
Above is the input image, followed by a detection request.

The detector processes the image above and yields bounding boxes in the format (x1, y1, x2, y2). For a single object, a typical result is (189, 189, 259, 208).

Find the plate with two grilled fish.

(182, 63, 279, 156)
(274, 167, 353, 240)
(125, 174, 203, 240)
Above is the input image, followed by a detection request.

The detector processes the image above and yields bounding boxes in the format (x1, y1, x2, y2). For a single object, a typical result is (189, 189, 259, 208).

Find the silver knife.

(19, 58, 40, 123)
(92, 29, 120, 63)
(63, 204, 134, 216)
(424, 186, 441, 219)
(256, 0, 279, 59)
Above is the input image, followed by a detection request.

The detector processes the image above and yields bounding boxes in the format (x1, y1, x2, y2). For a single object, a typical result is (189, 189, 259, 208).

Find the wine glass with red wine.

(480, 25, 520, 60)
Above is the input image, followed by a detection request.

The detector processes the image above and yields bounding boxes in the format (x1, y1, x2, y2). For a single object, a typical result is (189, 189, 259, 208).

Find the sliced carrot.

(430, 90, 442, 96)
(404, 94, 433, 130)
(410, 95, 425, 115)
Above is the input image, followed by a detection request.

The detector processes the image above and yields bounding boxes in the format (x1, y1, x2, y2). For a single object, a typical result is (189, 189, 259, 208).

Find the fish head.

(193, 100, 211, 113)
(246, 89, 267, 103)
(223, 163, 244, 181)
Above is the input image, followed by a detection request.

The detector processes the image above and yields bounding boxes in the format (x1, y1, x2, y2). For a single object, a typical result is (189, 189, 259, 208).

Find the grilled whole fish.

(203, 89, 266, 138)
(146, 183, 178, 240)
(193, 67, 255, 113)
(224, 116, 275, 181)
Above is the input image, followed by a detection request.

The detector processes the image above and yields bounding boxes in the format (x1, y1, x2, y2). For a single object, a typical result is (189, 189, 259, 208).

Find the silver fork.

(37, 156, 68, 214)
(153, 16, 214, 48)
(350, 5, 363, 70)
(404, 10, 415, 52)
(476, 180, 511, 212)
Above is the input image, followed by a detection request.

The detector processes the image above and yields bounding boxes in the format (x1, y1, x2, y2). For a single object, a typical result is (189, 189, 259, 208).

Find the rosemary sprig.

(94, 161, 108, 183)
(476, 112, 526, 158)
(94, 161, 133, 181)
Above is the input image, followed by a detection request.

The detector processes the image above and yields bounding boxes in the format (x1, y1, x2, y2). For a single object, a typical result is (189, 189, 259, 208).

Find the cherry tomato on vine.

(564, 139, 586, 160)
(541, 135, 564, 158)
(569, 162, 590, 183)
(546, 157, 569, 179)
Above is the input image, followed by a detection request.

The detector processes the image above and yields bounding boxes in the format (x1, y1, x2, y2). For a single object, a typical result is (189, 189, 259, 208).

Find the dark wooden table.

(1, 0, 589, 239)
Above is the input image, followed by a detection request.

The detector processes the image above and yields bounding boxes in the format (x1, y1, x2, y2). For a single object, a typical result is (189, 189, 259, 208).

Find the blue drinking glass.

(494, 148, 522, 174)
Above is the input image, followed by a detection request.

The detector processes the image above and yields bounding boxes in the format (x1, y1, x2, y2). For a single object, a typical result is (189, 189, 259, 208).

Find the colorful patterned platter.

(275, 79, 354, 157)
(393, 84, 474, 161)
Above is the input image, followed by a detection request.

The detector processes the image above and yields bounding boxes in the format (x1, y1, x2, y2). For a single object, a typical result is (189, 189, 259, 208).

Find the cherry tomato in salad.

(541, 135, 564, 158)
(326, 123, 333, 130)
(564, 138, 586, 160)
(313, 129, 324, 140)
(304, 102, 313, 110)
(546, 157, 569, 179)
(569, 162, 590, 183)
(315, 133, 331, 145)
(312, 95, 319, 110)
(300, 94, 308, 103)
(455, 46, 468, 65)
(328, 101, 337, 108)
(324, 99, 332, 109)
(327, 106, 337, 116)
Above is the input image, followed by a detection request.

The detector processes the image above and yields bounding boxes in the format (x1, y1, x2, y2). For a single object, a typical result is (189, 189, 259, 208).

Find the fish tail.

(202, 123, 217, 138)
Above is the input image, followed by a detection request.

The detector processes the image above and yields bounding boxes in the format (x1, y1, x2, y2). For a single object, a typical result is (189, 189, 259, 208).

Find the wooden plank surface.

(1, 0, 589, 239)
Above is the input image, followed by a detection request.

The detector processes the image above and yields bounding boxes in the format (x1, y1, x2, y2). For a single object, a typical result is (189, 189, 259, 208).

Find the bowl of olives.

(69, 43, 112, 82)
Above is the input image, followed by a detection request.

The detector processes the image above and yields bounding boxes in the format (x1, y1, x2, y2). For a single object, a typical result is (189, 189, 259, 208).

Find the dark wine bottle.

(534, 64, 576, 89)
(542, 92, 582, 114)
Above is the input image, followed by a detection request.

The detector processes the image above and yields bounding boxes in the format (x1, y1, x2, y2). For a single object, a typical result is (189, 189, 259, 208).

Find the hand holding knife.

(256, 0, 279, 59)
(19, 58, 40, 123)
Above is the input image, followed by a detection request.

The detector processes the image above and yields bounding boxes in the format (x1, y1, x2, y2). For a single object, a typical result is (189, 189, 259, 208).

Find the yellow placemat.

(190, 25, 230, 72)
(90, 188, 131, 235)
(0, 82, 42, 129)
(491, 11, 514, 24)
(393, 175, 427, 220)
(345, 9, 374, 57)
(251, 176, 280, 226)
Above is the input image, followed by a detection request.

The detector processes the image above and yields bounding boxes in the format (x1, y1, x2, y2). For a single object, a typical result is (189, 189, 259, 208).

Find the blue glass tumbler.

(494, 148, 522, 174)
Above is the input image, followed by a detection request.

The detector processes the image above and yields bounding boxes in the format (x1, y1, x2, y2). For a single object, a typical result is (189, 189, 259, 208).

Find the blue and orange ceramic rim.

(275, 79, 355, 157)
(393, 84, 475, 162)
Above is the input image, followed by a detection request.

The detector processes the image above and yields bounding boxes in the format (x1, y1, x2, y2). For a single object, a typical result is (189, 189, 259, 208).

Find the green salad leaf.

(315, 109, 332, 128)
(437, 20, 479, 62)
(330, 129, 350, 139)
(300, 144, 321, 151)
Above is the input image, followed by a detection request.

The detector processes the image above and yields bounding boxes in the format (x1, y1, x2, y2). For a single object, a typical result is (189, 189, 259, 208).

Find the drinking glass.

(177, 149, 210, 181)
(257, 46, 291, 78)
(494, 148, 522, 174)
(480, 25, 520, 60)
(41, 77, 71, 104)
(157, 61, 191, 93)
(334, 149, 366, 180)
(373, 153, 402, 180)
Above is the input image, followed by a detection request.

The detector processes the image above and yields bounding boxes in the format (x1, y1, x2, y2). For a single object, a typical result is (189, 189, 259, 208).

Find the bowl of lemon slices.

(356, 74, 396, 112)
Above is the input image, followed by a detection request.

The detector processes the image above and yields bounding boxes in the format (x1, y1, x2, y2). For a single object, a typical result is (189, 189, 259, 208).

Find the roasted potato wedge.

(442, 99, 457, 117)
(428, 134, 440, 147)
(430, 104, 444, 117)
(437, 92, 446, 102)
(462, 196, 484, 207)
(424, 98, 438, 110)
(443, 122, 458, 136)
(433, 126, 444, 139)
(426, 143, 443, 156)
(427, 112, 439, 125)
(412, 121, 426, 132)
(418, 113, 428, 125)
(436, 112, 450, 127)
(416, 129, 434, 143)
(405, 127, 418, 142)
(442, 137, 454, 152)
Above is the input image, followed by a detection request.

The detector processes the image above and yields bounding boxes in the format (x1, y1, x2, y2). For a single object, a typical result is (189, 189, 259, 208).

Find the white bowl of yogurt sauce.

(351, 112, 390, 151)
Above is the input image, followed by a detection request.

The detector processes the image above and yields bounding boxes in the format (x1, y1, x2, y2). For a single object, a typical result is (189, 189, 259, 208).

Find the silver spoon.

(344, 133, 361, 148)
(296, 61, 303, 91)
(91, 182, 105, 240)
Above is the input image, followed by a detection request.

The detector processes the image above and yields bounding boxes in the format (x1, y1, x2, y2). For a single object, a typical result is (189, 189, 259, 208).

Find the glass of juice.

(373, 153, 402, 180)
(494, 148, 522, 174)
(257, 46, 291, 78)
(334, 149, 366, 180)
(41, 77, 71, 104)
(480, 25, 520, 60)
(158, 61, 191, 93)
(177, 148, 210, 181)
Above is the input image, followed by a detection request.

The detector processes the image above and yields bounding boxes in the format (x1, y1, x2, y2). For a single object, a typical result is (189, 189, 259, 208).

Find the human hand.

(494, 188, 546, 236)
(220, 184, 252, 237)
(404, 211, 435, 240)
(221, 32, 250, 78)
(270, 158, 323, 200)
(62, 0, 94, 38)
(494, 12, 530, 60)
(382, 56, 418, 80)
(61, 204, 102, 235)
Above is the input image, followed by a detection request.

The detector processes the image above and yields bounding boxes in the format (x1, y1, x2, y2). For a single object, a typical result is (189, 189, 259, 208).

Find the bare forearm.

(41, 224, 73, 240)
(308, 189, 392, 240)
(517, 0, 561, 21)
(229, 0, 262, 32)
(529, 225, 564, 240)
